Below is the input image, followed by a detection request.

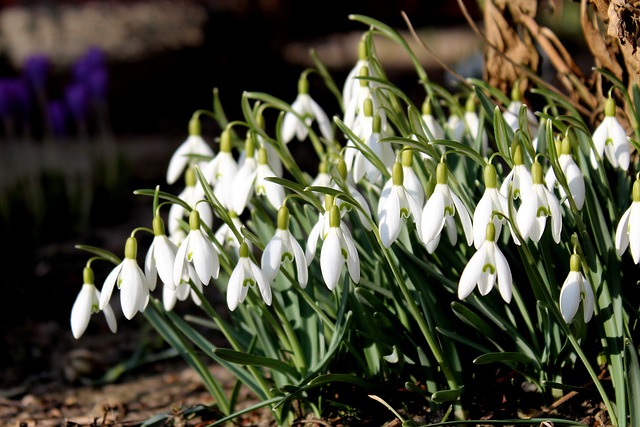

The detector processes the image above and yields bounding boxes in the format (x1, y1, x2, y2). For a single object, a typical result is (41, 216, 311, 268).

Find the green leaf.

(625, 339, 640, 427)
(214, 348, 300, 380)
(473, 352, 535, 366)
(431, 387, 463, 403)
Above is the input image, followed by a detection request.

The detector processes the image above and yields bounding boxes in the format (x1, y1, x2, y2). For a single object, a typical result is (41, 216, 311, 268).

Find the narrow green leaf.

(431, 387, 463, 403)
(625, 339, 640, 427)
(75, 245, 121, 266)
(214, 348, 300, 379)
(473, 352, 535, 366)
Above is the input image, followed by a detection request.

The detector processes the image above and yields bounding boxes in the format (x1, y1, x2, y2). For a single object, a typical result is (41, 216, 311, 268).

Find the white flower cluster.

(71, 37, 637, 338)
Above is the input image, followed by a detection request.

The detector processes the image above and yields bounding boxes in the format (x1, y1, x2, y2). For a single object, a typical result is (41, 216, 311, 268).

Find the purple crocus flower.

(47, 100, 67, 137)
(64, 82, 89, 121)
(23, 54, 50, 94)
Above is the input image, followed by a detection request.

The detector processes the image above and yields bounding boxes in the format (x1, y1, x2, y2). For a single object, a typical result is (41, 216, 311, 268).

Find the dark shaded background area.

(0, 0, 482, 388)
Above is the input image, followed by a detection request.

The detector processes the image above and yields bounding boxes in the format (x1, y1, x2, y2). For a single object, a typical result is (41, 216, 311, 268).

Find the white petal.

(290, 234, 309, 288)
(71, 284, 95, 339)
(458, 247, 485, 299)
(174, 234, 191, 286)
(232, 163, 257, 214)
(309, 97, 334, 141)
(563, 157, 585, 210)
(545, 188, 562, 243)
(615, 206, 631, 257)
(421, 189, 446, 245)
(261, 235, 284, 283)
(590, 122, 607, 169)
(451, 191, 474, 246)
(250, 262, 272, 306)
(227, 262, 246, 311)
(516, 191, 538, 241)
(305, 219, 323, 265)
(494, 245, 512, 303)
(154, 236, 178, 288)
(560, 272, 581, 323)
(473, 193, 493, 249)
(582, 276, 595, 323)
(144, 240, 158, 290)
(342, 228, 361, 283)
(99, 262, 122, 310)
(191, 231, 216, 284)
(120, 261, 147, 320)
(379, 187, 401, 248)
(320, 229, 344, 290)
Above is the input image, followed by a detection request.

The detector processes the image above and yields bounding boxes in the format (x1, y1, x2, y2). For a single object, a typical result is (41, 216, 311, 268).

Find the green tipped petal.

(124, 236, 138, 260)
(484, 163, 497, 189)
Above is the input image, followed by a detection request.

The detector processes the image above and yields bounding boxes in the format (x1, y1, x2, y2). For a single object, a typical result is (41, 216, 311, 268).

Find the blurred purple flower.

(73, 47, 109, 103)
(64, 83, 89, 121)
(23, 54, 50, 94)
(47, 100, 67, 137)
(0, 78, 31, 122)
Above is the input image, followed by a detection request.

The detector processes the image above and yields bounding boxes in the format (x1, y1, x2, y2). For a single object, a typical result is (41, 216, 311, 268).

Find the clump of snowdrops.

(72, 15, 640, 426)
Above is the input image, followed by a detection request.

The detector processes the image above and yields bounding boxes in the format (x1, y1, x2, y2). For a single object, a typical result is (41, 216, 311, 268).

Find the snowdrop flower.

(344, 97, 374, 177)
(174, 209, 220, 288)
(463, 96, 489, 156)
(401, 149, 425, 208)
(473, 163, 509, 249)
(516, 159, 562, 243)
(168, 167, 213, 242)
(261, 205, 308, 287)
(319, 204, 360, 290)
(420, 162, 473, 253)
(559, 253, 594, 323)
(458, 222, 512, 303)
(71, 266, 117, 339)
(342, 35, 378, 109)
(214, 210, 246, 254)
(310, 160, 332, 201)
(615, 178, 640, 263)
(421, 98, 445, 142)
(227, 241, 272, 311)
(281, 74, 334, 143)
(590, 96, 630, 170)
(378, 162, 423, 247)
(231, 133, 258, 214)
(305, 195, 336, 264)
(545, 137, 585, 210)
(99, 236, 150, 320)
(145, 215, 178, 289)
(201, 128, 238, 208)
(166, 116, 214, 185)
(503, 87, 539, 147)
(254, 147, 285, 210)
(333, 158, 373, 231)
(350, 108, 395, 184)
(500, 142, 532, 202)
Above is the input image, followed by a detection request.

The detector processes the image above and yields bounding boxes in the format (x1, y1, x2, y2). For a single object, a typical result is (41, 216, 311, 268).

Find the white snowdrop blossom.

(559, 253, 594, 324)
(99, 236, 151, 320)
(318, 204, 360, 290)
(344, 97, 374, 177)
(615, 178, 640, 264)
(342, 35, 378, 109)
(227, 241, 272, 311)
(421, 98, 445, 142)
(145, 215, 178, 290)
(71, 266, 117, 339)
(458, 222, 512, 303)
(168, 167, 213, 243)
(503, 88, 539, 147)
(544, 138, 585, 210)
(174, 209, 220, 288)
(163, 264, 203, 311)
(350, 110, 395, 184)
(463, 98, 489, 156)
(214, 211, 245, 254)
(254, 147, 285, 210)
(281, 75, 334, 143)
(473, 164, 509, 249)
(378, 162, 423, 247)
(230, 133, 258, 214)
(201, 128, 238, 209)
(305, 195, 337, 264)
(516, 160, 562, 243)
(500, 142, 533, 202)
(261, 206, 308, 287)
(590, 96, 630, 170)
(166, 116, 213, 185)
(333, 159, 373, 231)
(420, 162, 473, 253)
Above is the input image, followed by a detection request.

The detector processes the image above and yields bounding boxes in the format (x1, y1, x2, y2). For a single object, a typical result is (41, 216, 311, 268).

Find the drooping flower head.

(174, 209, 220, 288)
(420, 161, 474, 253)
(261, 205, 308, 287)
(201, 127, 239, 208)
(516, 159, 562, 243)
(473, 163, 509, 249)
(281, 74, 334, 143)
(99, 236, 151, 320)
(377, 160, 423, 248)
(319, 204, 360, 290)
(615, 177, 640, 264)
(145, 215, 178, 290)
(227, 241, 272, 311)
(71, 266, 117, 339)
(545, 136, 585, 210)
(458, 222, 512, 303)
(559, 253, 595, 324)
(503, 86, 539, 148)
(421, 97, 445, 143)
(590, 96, 630, 170)
(333, 158, 372, 231)
(500, 141, 532, 202)
(350, 107, 395, 184)
(166, 116, 214, 185)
